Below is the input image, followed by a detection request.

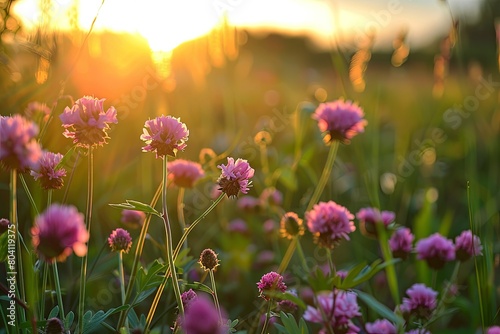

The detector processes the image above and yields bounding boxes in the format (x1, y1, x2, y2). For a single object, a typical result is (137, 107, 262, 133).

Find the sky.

(12, 0, 485, 52)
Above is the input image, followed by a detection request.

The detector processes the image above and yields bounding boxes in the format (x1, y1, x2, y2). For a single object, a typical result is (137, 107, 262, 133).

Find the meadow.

(0, 8, 499, 334)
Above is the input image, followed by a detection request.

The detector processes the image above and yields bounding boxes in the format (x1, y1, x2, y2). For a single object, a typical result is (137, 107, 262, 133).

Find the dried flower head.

(257, 271, 287, 300)
(120, 210, 146, 229)
(108, 228, 133, 253)
(30, 151, 67, 190)
(59, 96, 118, 147)
(356, 207, 395, 238)
(168, 159, 204, 188)
(313, 99, 367, 144)
(416, 233, 455, 269)
(389, 227, 414, 260)
(199, 248, 220, 271)
(279, 212, 304, 240)
(217, 157, 255, 198)
(306, 201, 356, 249)
(32, 204, 88, 263)
(399, 283, 437, 319)
(455, 229, 483, 261)
(140, 115, 189, 158)
(0, 115, 42, 172)
(45, 317, 64, 334)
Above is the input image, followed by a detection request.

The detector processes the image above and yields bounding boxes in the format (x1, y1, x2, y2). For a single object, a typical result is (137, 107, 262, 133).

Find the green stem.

(375, 223, 400, 306)
(118, 252, 126, 305)
(52, 263, 66, 329)
(306, 141, 339, 212)
(19, 174, 39, 215)
(260, 300, 272, 334)
(277, 237, 298, 274)
(40, 262, 48, 320)
(209, 270, 222, 325)
(177, 187, 187, 252)
(116, 183, 162, 332)
(162, 157, 184, 316)
(295, 237, 309, 274)
(78, 146, 93, 334)
(145, 193, 225, 333)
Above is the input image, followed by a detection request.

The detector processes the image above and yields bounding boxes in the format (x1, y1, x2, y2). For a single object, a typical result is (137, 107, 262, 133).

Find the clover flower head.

(366, 319, 397, 334)
(30, 151, 67, 190)
(400, 283, 438, 319)
(168, 159, 204, 188)
(257, 271, 287, 300)
(179, 296, 227, 334)
(455, 229, 483, 261)
(306, 201, 355, 249)
(0, 218, 11, 236)
(59, 96, 118, 147)
(0, 115, 42, 171)
(217, 157, 255, 198)
(45, 317, 65, 334)
(181, 289, 198, 312)
(32, 204, 88, 263)
(416, 233, 455, 269)
(120, 210, 146, 229)
(313, 99, 367, 144)
(487, 326, 500, 334)
(356, 207, 395, 238)
(108, 228, 133, 253)
(389, 227, 414, 260)
(140, 115, 189, 158)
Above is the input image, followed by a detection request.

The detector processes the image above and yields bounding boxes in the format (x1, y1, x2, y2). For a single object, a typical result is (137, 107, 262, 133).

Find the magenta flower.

(356, 207, 395, 238)
(168, 159, 204, 188)
(237, 195, 261, 211)
(313, 99, 367, 144)
(259, 187, 283, 206)
(416, 233, 455, 269)
(455, 230, 483, 261)
(303, 290, 361, 333)
(227, 218, 249, 234)
(217, 157, 255, 198)
(30, 151, 67, 190)
(365, 319, 396, 334)
(120, 209, 146, 229)
(59, 96, 118, 147)
(389, 227, 414, 260)
(141, 115, 189, 158)
(24, 101, 51, 123)
(108, 228, 132, 253)
(257, 271, 287, 300)
(305, 201, 356, 249)
(179, 296, 227, 334)
(400, 283, 437, 319)
(0, 115, 42, 171)
(31, 204, 88, 263)
(405, 330, 430, 334)
(487, 326, 500, 334)
(181, 289, 198, 312)
(0, 218, 10, 235)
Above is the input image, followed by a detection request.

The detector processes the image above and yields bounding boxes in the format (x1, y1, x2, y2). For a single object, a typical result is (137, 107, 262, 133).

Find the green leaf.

(65, 311, 74, 329)
(274, 312, 309, 334)
(48, 305, 59, 319)
(82, 305, 129, 334)
(354, 289, 404, 327)
(133, 260, 167, 305)
(109, 200, 161, 217)
(260, 291, 306, 310)
(0, 233, 7, 262)
(184, 281, 214, 295)
(308, 267, 332, 292)
(56, 145, 78, 169)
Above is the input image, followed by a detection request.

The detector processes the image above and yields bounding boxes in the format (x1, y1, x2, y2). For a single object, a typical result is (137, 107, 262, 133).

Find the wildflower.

(237, 195, 261, 211)
(365, 319, 397, 334)
(389, 227, 414, 260)
(30, 151, 67, 190)
(487, 326, 500, 334)
(0, 115, 42, 171)
(199, 248, 220, 271)
(255, 250, 275, 268)
(181, 289, 198, 312)
(59, 96, 118, 147)
(405, 330, 431, 334)
(140, 115, 189, 158)
(280, 212, 305, 240)
(416, 233, 455, 269)
(336, 270, 349, 280)
(32, 204, 88, 263)
(263, 219, 277, 234)
(455, 230, 483, 261)
(312, 99, 367, 144)
(168, 159, 204, 188)
(400, 283, 437, 319)
(227, 218, 249, 234)
(305, 201, 356, 249)
(303, 290, 361, 333)
(257, 271, 287, 300)
(179, 296, 227, 334)
(356, 207, 395, 238)
(120, 209, 145, 229)
(0, 218, 10, 235)
(25, 101, 51, 123)
(45, 317, 64, 334)
(108, 228, 132, 253)
(259, 187, 283, 206)
(217, 157, 255, 198)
